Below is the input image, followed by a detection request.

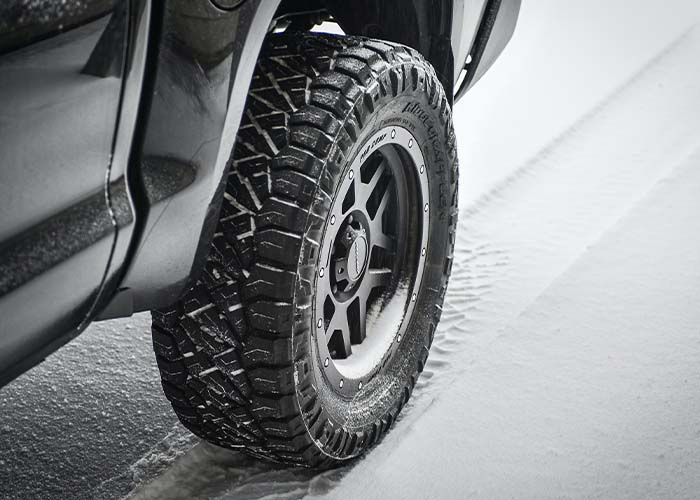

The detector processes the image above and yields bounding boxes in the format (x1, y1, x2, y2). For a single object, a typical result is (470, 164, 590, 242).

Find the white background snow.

(2, 0, 700, 498)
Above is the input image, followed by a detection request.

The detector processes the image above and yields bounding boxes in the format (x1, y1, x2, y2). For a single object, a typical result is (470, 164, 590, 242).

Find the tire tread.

(152, 32, 458, 467)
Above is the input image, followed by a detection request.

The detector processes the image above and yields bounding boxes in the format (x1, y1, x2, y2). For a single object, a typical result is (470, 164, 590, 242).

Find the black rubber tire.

(151, 33, 458, 467)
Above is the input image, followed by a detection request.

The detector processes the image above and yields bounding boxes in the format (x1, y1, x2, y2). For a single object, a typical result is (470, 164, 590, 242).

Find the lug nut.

(330, 215, 336, 225)
(319, 267, 325, 277)
(324, 357, 329, 367)
(348, 170, 354, 180)
(317, 318, 323, 328)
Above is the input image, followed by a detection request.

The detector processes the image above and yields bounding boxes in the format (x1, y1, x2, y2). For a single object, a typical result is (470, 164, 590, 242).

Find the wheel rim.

(314, 126, 430, 397)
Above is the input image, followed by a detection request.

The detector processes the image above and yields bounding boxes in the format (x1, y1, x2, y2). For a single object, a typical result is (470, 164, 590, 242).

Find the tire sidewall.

(294, 67, 457, 458)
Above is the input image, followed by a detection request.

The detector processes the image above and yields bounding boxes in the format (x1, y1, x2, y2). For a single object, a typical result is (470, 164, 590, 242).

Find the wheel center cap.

(347, 234, 368, 282)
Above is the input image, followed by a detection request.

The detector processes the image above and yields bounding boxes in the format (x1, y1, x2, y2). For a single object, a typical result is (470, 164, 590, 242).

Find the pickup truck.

(0, 0, 519, 466)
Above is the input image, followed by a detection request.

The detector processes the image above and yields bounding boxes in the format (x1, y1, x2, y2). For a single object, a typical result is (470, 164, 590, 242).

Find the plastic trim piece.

(454, 0, 520, 100)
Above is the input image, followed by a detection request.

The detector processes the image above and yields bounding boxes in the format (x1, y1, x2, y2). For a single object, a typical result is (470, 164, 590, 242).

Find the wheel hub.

(333, 219, 369, 290)
(347, 235, 368, 282)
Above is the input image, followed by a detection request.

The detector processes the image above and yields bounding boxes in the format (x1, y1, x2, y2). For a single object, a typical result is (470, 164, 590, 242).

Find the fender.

(454, 0, 521, 99)
(101, 0, 282, 316)
(326, 0, 455, 104)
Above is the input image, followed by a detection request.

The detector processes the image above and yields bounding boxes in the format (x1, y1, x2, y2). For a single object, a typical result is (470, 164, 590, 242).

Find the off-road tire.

(152, 32, 458, 467)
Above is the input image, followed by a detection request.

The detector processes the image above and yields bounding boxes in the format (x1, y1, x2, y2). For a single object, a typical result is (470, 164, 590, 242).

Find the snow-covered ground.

(2, 1, 700, 499)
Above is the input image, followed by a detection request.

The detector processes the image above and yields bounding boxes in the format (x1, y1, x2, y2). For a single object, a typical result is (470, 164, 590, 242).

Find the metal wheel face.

(314, 126, 430, 397)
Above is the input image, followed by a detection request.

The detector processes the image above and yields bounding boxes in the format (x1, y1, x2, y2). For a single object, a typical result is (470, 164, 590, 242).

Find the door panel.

(0, 1, 128, 382)
(0, 1, 124, 240)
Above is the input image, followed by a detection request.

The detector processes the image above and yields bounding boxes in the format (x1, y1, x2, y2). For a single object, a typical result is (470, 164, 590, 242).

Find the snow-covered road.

(2, 1, 700, 499)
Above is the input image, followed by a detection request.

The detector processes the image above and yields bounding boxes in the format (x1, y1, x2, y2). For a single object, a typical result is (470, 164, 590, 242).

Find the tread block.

(241, 336, 293, 366)
(289, 107, 341, 136)
(289, 127, 334, 158)
(254, 228, 302, 265)
(256, 196, 309, 233)
(247, 365, 296, 395)
(272, 169, 319, 205)
(152, 326, 180, 361)
(157, 359, 188, 385)
(250, 395, 298, 419)
(271, 145, 324, 177)
(334, 56, 374, 86)
(247, 300, 294, 332)
(309, 88, 353, 118)
(243, 262, 297, 300)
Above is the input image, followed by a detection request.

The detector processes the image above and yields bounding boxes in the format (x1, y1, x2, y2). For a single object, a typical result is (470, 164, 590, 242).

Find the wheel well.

(272, 0, 454, 103)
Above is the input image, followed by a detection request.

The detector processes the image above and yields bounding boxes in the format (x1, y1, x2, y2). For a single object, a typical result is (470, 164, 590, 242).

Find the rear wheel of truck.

(151, 32, 458, 467)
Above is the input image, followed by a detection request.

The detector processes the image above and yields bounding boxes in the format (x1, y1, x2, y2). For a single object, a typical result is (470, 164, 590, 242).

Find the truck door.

(0, 1, 128, 381)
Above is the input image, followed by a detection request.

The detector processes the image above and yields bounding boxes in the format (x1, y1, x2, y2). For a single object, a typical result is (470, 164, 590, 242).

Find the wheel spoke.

(326, 299, 352, 358)
(359, 159, 387, 204)
(368, 184, 394, 251)
(325, 298, 345, 336)
(364, 268, 392, 290)
(342, 179, 358, 216)
(371, 231, 394, 252)
(350, 296, 367, 344)
(339, 322, 352, 357)
(372, 181, 391, 222)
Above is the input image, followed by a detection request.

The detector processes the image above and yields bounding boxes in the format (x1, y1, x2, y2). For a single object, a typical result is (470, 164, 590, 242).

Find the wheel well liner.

(278, 0, 455, 104)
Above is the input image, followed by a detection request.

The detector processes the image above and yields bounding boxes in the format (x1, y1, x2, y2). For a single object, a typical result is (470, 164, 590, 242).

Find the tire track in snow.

(461, 26, 695, 221)
(416, 23, 700, 395)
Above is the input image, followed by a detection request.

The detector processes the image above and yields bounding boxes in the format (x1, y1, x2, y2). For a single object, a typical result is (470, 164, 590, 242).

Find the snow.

(3, 1, 700, 499)
(454, 0, 700, 204)
(0, 315, 182, 500)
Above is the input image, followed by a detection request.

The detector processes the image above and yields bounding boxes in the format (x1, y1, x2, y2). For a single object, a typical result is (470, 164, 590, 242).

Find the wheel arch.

(101, 0, 283, 318)
(323, 0, 455, 105)
(102, 0, 508, 318)
(104, 0, 454, 318)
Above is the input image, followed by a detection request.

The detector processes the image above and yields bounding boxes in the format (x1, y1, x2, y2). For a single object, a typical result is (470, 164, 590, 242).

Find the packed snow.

(2, 1, 700, 499)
